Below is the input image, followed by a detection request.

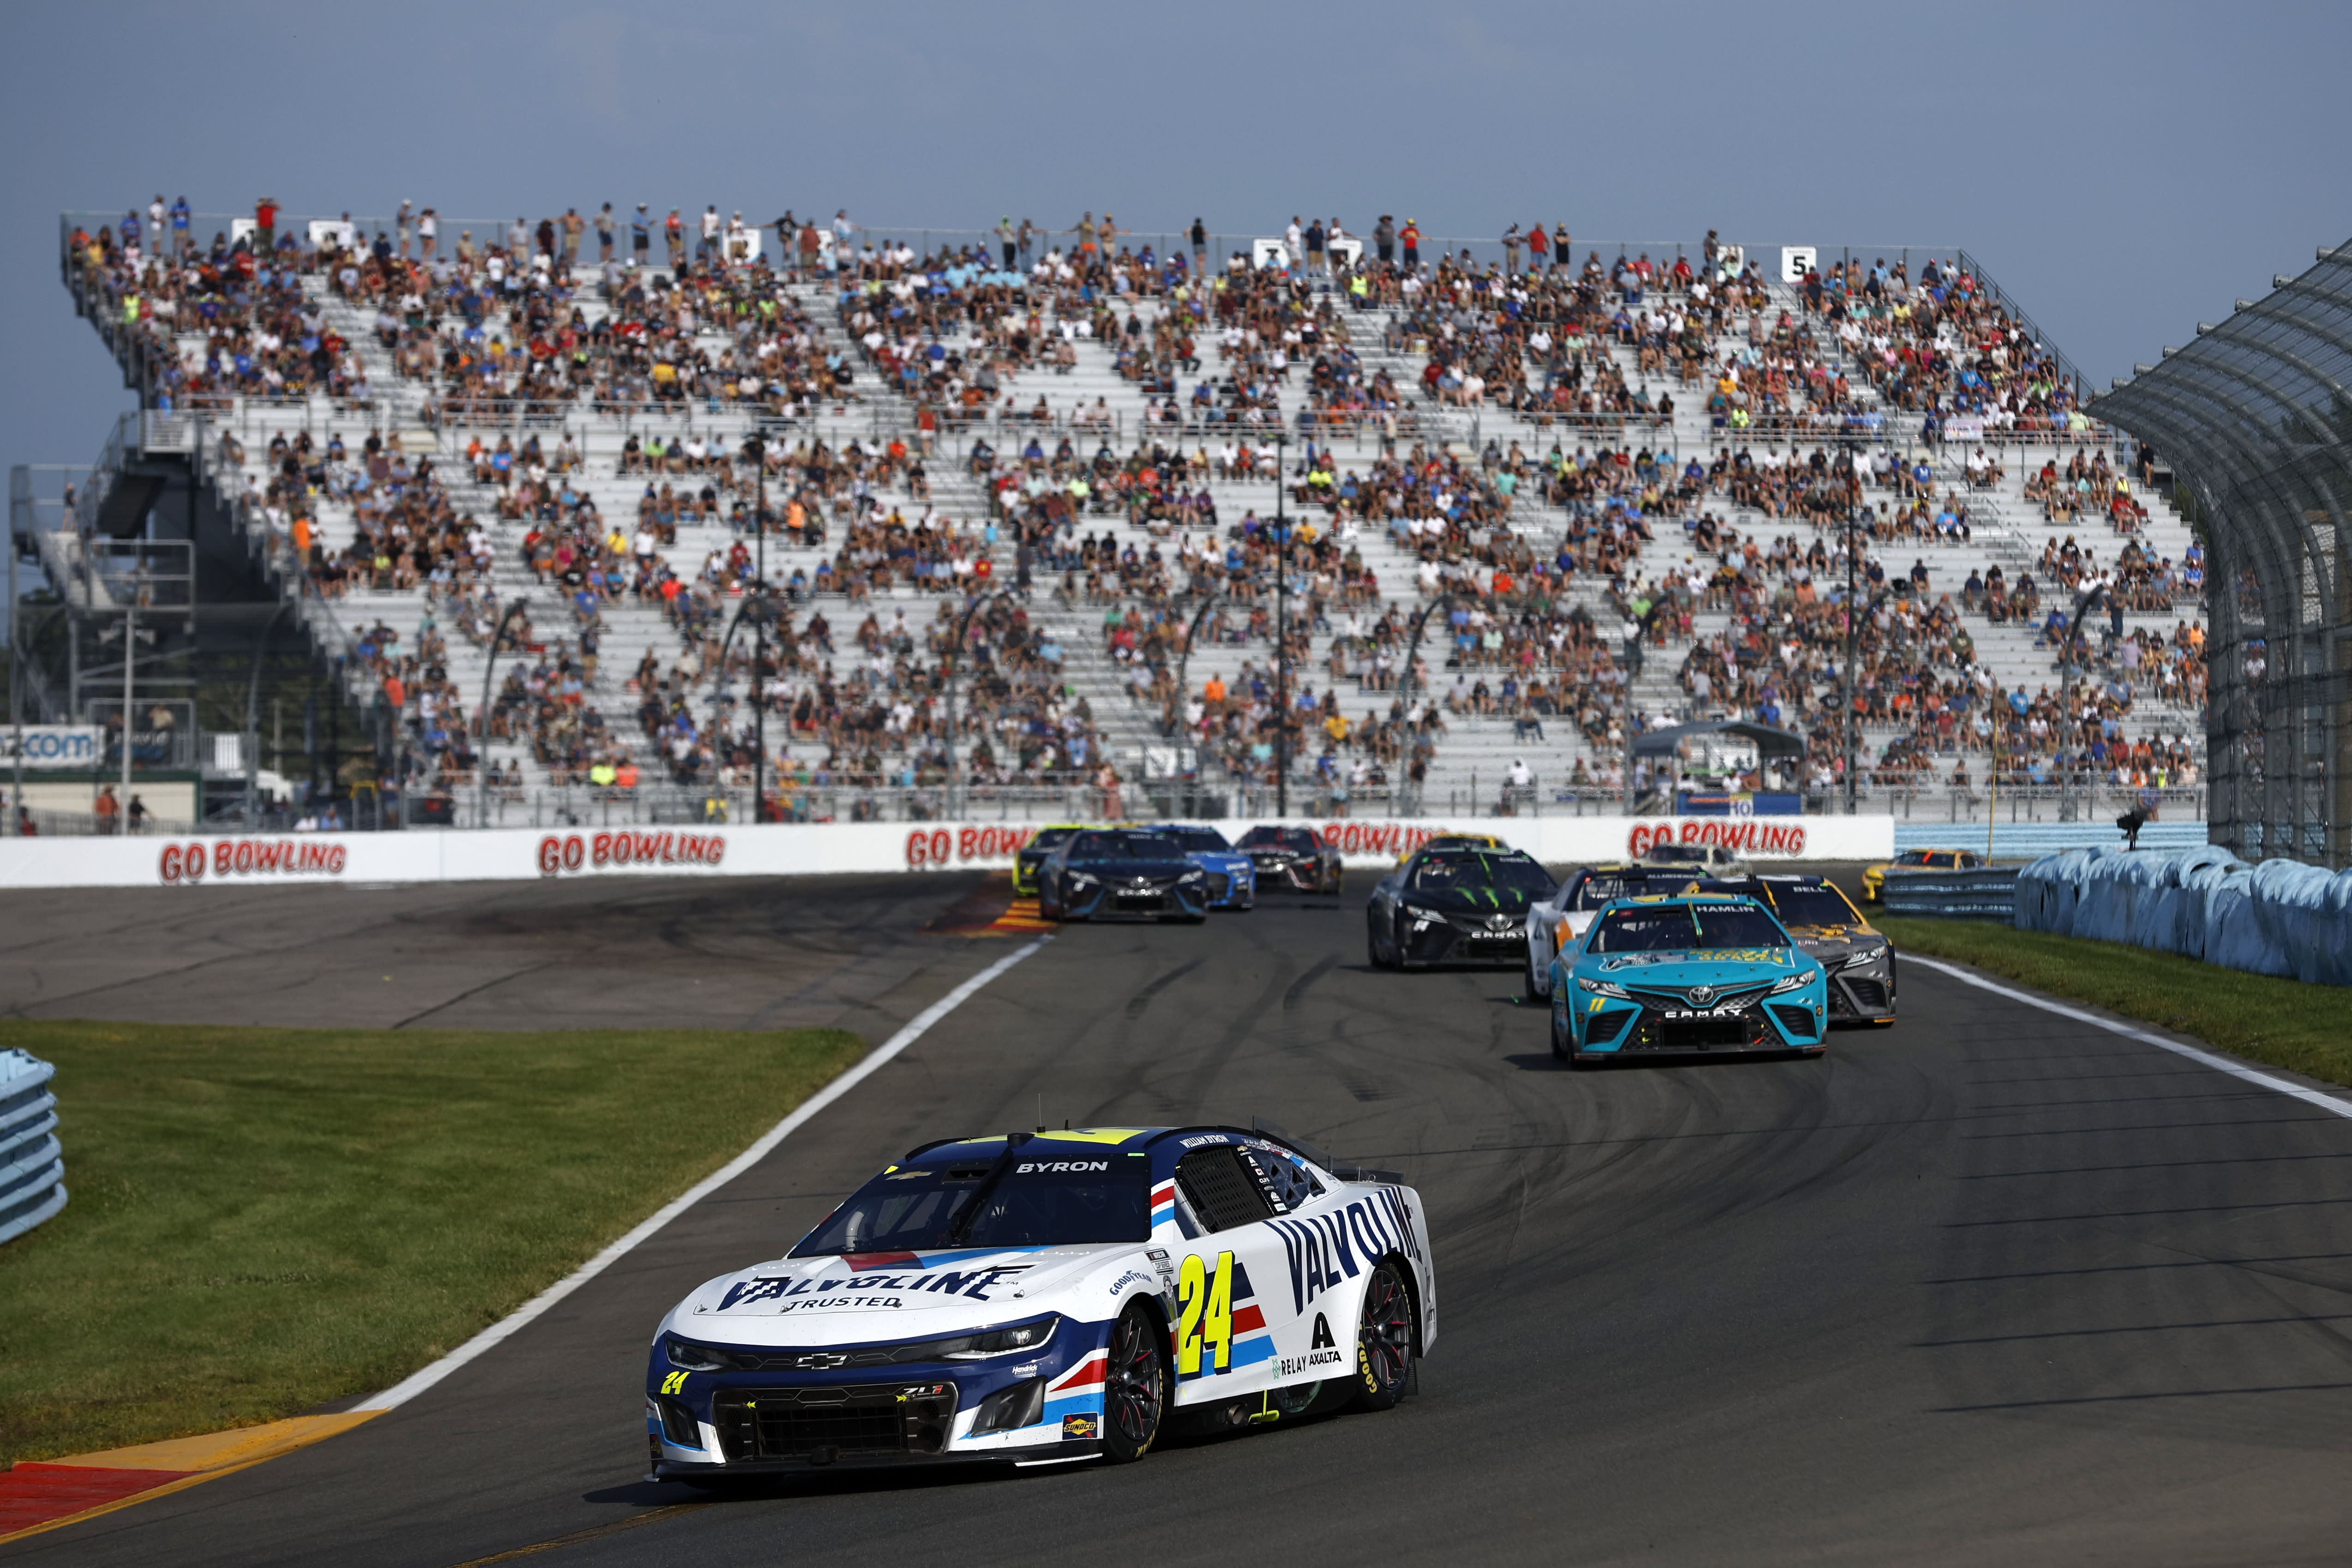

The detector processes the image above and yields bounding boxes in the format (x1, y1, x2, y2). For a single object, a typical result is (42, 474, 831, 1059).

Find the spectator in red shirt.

(257, 195, 278, 251)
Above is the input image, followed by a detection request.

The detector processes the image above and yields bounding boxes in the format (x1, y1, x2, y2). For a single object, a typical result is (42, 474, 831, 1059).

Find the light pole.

(7, 504, 19, 832)
(1621, 618, 1638, 816)
(245, 598, 295, 827)
(475, 598, 530, 827)
(1843, 500, 1859, 814)
(747, 435, 769, 821)
(1275, 431, 1289, 817)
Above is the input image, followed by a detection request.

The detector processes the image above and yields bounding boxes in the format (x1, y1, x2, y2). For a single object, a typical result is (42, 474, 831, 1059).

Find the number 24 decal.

(1176, 1251, 1234, 1376)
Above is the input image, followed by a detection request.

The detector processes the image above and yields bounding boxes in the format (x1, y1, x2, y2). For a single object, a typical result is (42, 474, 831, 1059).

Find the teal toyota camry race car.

(645, 1125, 1436, 1481)
(1549, 893, 1828, 1066)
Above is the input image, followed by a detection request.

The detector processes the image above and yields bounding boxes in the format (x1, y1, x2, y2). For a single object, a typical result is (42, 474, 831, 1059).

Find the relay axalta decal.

(536, 831, 728, 875)
(159, 839, 346, 884)
(905, 825, 1034, 868)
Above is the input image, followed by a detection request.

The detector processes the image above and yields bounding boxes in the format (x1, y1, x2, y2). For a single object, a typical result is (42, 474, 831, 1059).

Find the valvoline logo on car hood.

(676, 1247, 1117, 1343)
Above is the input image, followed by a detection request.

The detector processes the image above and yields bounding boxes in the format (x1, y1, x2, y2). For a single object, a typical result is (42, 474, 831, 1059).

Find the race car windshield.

(1765, 884, 1862, 926)
(1162, 828, 1232, 853)
(1569, 874, 1654, 910)
(790, 1159, 1151, 1255)
(1067, 831, 1181, 863)
(1588, 904, 1791, 952)
(1027, 828, 1078, 851)
(1640, 844, 1710, 863)
(1411, 854, 1555, 895)
(1239, 827, 1319, 852)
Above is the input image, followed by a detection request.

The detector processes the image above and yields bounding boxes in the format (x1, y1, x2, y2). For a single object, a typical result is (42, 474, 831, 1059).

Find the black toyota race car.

(1366, 843, 1557, 970)
(1689, 875, 1897, 1024)
(1236, 825, 1343, 895)
(1037, 828, 1210, 922)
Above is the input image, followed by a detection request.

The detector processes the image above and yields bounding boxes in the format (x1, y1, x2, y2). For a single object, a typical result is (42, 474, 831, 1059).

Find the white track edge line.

(1908, 954, 2352, 1120)
(357, 934, 1052, 1411)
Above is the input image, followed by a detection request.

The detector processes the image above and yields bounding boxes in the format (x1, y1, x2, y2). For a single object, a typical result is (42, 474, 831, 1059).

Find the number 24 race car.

(646, 1125, 1437, 1481)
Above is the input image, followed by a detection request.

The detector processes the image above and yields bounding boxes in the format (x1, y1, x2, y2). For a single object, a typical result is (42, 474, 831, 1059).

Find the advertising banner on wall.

(0, 727, 104, 770)
(0, 815, 1897, 892)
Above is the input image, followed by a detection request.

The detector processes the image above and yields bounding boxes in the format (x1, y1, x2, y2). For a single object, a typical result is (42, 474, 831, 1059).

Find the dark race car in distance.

(1688, 875, 1896, 1024)
(1155, 824, 1256, 910)
(1236, 825, 1343, 895)
(1367, 845, 1557, 970)
(1038, 829, 1209, 922)
(1012, 824, 1093, 898)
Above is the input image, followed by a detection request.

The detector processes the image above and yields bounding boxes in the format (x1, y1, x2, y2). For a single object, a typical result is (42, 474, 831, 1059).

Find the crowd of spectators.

(62, 198, 2208, 815)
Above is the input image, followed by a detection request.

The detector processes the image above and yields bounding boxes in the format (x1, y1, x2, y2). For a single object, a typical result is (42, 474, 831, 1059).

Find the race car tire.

(1349, 1260, 1414, 1412)
(1101, 1301, 1168, 1462)
(1550, 1006, 1570, 1061)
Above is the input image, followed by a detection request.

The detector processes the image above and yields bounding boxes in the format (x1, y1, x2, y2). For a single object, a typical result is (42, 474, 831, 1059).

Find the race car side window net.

(1176, 1147, 1275, 1233)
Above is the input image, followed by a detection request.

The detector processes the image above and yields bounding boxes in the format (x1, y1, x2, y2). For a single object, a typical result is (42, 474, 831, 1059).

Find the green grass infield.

(1877, 916, 2352, 1091)
(0, 1021, 866, 1466)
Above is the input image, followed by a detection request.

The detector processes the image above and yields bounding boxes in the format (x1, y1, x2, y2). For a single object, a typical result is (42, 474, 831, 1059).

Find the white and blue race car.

(646, 1125, 1435, 1479)
(1157, 824, 1257, 910)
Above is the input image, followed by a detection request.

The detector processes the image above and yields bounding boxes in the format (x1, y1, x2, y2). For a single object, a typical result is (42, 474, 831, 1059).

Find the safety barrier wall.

(2017, 845, 2352, 985)
(0, 815, 1896, 891)
(1893, 822, 2210, 859)
(1879, 867, 2023, 920)
(0, 1049, 65, 1245)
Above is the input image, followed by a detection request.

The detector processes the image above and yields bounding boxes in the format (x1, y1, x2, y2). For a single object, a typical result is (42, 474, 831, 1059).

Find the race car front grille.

(1203, 873, 1230, 900)
(1769, 1004, 1819, 1040)
(1658, 1015, 1754, 1049)
(1838, 979, 1890, 1012)
(1586, 1009, 1634, 1045)
(713, 1382, 954, 1462)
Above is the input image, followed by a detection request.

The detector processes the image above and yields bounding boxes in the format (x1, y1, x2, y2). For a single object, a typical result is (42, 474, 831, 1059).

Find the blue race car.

(1548, 894, 1828, 1067)
(1156, 824, 1256, 910)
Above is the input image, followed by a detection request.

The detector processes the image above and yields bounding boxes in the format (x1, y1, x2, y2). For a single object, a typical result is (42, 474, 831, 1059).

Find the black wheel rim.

(1359, 1268, 1411, 1389)
(1105, 1313, 1162, 1445)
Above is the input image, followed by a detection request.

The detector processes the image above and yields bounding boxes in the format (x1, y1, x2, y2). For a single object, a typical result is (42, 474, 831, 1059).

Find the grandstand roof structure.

(2090, 238, 2352, 866)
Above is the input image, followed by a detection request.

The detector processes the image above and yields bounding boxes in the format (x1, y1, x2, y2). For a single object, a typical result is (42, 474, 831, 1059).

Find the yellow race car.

(1398, 832, 1507, 864)
(1861, 847, 1984, 903)
(1011, 823, 1095, 897)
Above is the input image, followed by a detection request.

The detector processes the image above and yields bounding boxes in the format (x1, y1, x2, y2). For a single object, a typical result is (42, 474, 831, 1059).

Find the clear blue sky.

(4, 0, 2346, 473)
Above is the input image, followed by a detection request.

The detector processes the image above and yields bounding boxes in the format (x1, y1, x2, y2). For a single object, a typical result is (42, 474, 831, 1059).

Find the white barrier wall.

(0, 815, 1896, 892)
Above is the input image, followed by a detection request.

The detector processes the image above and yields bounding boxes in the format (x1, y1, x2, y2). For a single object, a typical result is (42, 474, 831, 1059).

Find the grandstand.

(23, 206, 2207, 829)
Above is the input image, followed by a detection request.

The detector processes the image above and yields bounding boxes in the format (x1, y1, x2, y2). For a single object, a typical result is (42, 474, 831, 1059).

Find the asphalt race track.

(8, 872, 2352, 1566)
